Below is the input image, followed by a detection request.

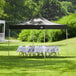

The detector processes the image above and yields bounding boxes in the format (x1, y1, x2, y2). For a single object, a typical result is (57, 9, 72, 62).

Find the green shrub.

(28, 30, 42, 42)
(56, 13, 76, 38)
(18, 30, 31, 41)
(38, 30, 49, 42)
(18, 29, 65, 42)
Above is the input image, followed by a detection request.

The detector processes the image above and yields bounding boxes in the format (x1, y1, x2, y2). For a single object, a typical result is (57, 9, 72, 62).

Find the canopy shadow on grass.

(0, 56, 76, 73)
(0, 46, 18, 51)
(0, 56, 76, 59)
(0, 73, 29, 76)
(19, 56, 76, 58)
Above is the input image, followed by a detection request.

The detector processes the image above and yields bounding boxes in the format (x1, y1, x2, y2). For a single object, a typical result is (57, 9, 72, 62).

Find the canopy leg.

(66, 29, 68, 56)
(44, 29, 46, 58)
(8, 29, 10, 56)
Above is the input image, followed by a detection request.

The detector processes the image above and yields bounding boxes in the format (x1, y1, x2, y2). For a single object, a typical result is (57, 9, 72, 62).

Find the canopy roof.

(9, 17, 67, 29)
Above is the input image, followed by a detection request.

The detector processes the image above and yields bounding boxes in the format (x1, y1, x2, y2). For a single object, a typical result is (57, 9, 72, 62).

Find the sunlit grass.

(0, 37, 76, 76)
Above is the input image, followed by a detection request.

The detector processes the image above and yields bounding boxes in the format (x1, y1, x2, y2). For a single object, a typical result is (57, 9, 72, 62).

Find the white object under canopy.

(0, 20, 5, 42)
(0, 20, 5, 24)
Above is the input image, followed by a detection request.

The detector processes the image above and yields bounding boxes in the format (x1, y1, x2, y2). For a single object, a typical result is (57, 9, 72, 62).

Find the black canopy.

(9, 17, 67, 29)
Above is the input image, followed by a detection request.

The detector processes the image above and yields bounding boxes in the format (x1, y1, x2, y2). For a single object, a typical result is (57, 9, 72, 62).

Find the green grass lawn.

(0, 37, 76, 76)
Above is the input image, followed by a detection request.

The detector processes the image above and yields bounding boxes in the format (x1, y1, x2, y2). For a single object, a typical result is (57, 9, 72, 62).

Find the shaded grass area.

(0, 56, 76, 70)
(0, 56, 76, 76)
(0, 46, 18, 51)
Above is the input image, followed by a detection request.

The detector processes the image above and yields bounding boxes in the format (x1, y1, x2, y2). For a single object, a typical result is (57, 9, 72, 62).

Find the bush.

(38, 30, 49, 42)
(56, 13, 76, 38)
(18, 29, 65, 42)
(18, 30, 31, 41)
(28, 30, 42, 42)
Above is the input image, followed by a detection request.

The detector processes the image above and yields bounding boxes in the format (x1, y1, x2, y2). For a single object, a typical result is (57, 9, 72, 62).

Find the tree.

(59, 0, 76, 13)
(60, 1, 74, 15)
(0, 0, 7, 19)
(40, 0, 64, 20)
(4, 0, 43, 21)
(5, 0, 27, 21)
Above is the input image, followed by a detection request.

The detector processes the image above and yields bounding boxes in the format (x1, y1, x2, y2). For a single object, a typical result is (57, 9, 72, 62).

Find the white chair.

(46, 46, 60, 56)
(34, 46, 46, 56)
(16, 46, 29, 55)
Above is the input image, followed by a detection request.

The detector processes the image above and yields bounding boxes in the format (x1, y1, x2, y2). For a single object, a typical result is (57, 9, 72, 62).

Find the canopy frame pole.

(65, 29, 68, 56)
(44, 29, 46, 58)
(66, 29, 68, 39)
(2, 22, 5, 40)
(8, 29, 10, 56)
(32, 30, 34, 46)
(32, 30, 35, 56)
(4, 21, 5, 40)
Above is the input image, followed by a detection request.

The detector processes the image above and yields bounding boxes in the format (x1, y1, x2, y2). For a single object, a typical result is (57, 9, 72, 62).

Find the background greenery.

(56, 13, 76, 38)
(1, 0, 75, 20)
(0, 0, 76, 41)
(0, 0, 76, 76)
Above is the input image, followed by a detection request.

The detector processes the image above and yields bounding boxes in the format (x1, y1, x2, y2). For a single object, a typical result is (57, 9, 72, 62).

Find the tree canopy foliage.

(0, 0, 75, 21)
(56, 13, 76, 38)
(0, 0, 7, 19)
